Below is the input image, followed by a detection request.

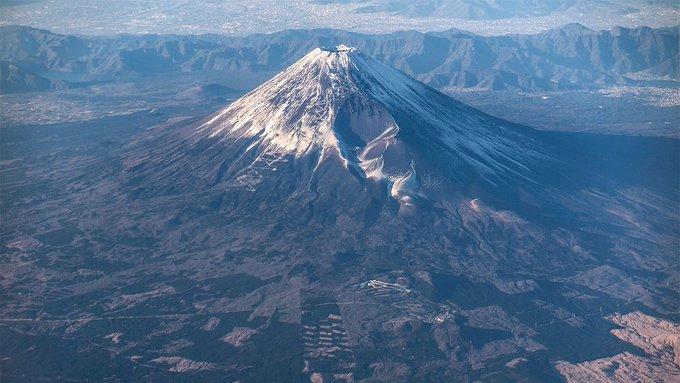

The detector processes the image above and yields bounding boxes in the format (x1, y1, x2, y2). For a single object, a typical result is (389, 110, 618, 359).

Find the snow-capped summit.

(186, 45, 546, 204)
(197, 45, 365, 155)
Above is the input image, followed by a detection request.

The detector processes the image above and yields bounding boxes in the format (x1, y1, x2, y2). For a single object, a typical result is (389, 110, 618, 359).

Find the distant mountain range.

(314, 0, 677, 20)
(0, 24, 677, 94)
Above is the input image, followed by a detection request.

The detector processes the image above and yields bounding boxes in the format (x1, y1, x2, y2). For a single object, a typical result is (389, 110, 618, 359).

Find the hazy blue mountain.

(176, 83, 241, 103)
(313, 0, 676, 20)
(632, 54, 680, 80)
(0, 60, 67, 93)
(315, 0, 570, 19)
(0, 24, 677, 93)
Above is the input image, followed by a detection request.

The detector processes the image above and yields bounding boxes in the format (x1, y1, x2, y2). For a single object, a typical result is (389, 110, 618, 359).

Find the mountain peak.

(187, 47, 545, 203)
(550, 22, 593, 34)
(196, 45, 414, 157)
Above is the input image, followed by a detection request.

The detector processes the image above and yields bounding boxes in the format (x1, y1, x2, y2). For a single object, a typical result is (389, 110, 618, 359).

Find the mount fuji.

(126, 45, 565, 216)
(124, 44, 677, 277)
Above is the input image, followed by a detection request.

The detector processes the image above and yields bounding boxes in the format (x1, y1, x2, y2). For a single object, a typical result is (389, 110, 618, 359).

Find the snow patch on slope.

(391, 161, 420, 205)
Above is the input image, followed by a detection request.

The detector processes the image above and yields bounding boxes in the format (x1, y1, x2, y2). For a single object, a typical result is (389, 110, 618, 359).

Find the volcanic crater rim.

(320, 44, 357, 53)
